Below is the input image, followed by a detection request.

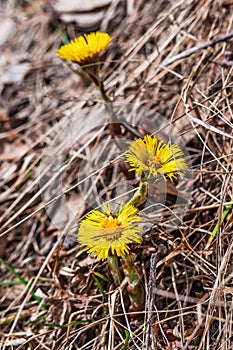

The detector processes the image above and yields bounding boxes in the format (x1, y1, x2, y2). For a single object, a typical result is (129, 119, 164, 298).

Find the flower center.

(101, 215, 121, 229)
(148, 155, 161, 169)
(100, 215, 124, 242)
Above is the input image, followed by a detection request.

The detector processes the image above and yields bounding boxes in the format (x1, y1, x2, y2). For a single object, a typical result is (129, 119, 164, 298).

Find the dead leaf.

(212, 51, 233, 79)
(0, 52, 30, 85)
(0, 237, 7, 257)
(47, 193, 85, 231)
(0, 141, 29, 161)
(0, 17, 16, 45)
(0, 161, 17, 181)
(53, 0, 112, 12)
(60, 11, 106, 28)
(53, 0, 112, 28)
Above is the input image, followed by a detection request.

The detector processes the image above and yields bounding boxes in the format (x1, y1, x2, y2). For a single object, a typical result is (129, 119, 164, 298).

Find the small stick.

(162, 31, 233, 66)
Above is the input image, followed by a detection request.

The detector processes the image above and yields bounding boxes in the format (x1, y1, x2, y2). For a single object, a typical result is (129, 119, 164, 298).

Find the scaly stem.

(121, 253, 145, 312)
(107, 254, 123, 286)
(127, 181, 148, 208)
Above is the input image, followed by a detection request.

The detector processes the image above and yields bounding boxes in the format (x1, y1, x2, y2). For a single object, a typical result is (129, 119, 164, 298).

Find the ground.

(0, 0, 233, 349)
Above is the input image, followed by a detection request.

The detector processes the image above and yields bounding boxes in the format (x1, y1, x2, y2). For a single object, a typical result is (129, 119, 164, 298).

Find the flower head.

(56, 32, 111, 65)
(78, 203, 143, 260)
(125, 135, 188, 181)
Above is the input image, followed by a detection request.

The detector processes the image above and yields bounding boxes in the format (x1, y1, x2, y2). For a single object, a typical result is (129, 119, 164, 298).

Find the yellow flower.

(56, 32, 111, 65)
(125, 135, 188, 181)
(78, 203, 143, 260)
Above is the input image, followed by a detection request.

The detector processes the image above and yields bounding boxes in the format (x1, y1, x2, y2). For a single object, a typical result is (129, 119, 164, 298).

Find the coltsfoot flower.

(125, 135, 188, 181)
(78, 203, 143, 260)
(56, 32, 111, 65)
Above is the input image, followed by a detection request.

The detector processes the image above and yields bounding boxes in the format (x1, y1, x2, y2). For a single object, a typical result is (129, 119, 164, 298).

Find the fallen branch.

(162, 31, 233, 66)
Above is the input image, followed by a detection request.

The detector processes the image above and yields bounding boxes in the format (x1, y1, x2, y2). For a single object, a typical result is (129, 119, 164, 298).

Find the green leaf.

(91, 273, 108, 302)
(209, 202, 233, 243)
(122, 330, 130, 350)
(0, 258, 46, 311)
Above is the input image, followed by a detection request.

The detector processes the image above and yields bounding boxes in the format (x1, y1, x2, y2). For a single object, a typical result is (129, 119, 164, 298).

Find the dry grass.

(0, 0, 233, 349)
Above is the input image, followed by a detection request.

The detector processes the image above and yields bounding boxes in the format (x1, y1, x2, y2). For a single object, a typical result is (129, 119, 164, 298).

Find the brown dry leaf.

(0, 237, 7, 257)
(222, 0, 233, 4)
(212, 51, 233, 80)
(1, 141, 29, 161)
(3, 282, 26, 300)
(153, 324, 180, 349)
(1, 0, 233, 349)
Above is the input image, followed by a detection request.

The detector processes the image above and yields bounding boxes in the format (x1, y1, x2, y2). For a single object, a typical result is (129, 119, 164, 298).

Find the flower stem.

(104, 101, 123, 137)
(121, 253, 145, 312)
(86, 64, 111, 103)
(107, 254, 123, 286)
(127, 181, 148, 208)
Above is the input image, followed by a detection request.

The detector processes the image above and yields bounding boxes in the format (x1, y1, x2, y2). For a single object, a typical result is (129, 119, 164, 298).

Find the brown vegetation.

(0, 0, 233, 349)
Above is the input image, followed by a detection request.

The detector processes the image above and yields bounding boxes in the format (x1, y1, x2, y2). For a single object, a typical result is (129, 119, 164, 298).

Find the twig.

(143, 254, 155, 349)
(162, 31, 233, 66)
